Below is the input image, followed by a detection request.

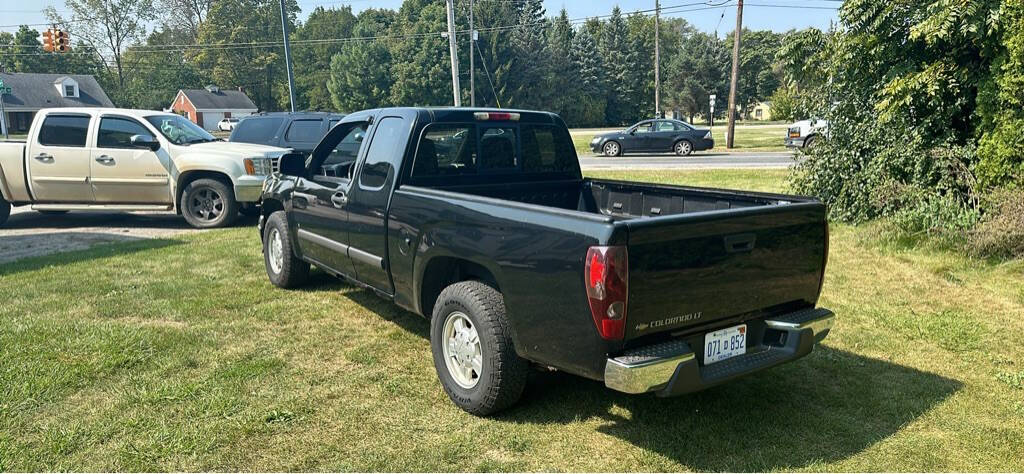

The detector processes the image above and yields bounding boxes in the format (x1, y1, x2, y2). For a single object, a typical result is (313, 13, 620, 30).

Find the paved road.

(580, 151, 800, 170)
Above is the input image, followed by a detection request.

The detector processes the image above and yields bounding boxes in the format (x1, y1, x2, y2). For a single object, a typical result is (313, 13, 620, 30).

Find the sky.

(0, 0, 840, 36)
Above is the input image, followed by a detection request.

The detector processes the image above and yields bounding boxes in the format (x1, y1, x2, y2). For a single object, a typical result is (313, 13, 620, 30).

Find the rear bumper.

(694, 138, 715, 150)
(604, 307, 834, 395)
(785, 137, 806, 148)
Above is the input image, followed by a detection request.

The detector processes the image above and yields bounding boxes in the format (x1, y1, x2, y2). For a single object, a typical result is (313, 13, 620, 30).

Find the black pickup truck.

(258, 107, 834, 415)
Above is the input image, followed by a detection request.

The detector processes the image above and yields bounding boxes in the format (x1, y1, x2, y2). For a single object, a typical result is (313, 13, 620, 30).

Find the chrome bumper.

(604, 307, 835, 395)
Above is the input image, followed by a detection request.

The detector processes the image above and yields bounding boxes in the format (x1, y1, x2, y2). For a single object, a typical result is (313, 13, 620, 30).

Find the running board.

(31, 204, 174, 211)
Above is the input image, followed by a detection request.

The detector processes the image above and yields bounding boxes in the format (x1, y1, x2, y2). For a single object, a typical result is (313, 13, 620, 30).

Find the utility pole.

(469, 0, 475, 107)
(726, 0, 743, 148)
(654, 0, 660, 118)
(279, 0, 297, 112)
(445, 0, 462, 106)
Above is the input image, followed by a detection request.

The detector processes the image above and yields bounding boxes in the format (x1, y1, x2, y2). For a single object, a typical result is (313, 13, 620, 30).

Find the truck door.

(289, 122, 368, 278)
(28, 113, 94, 202)
(345, 115, 410, 294)
(90, 115, 172, 204)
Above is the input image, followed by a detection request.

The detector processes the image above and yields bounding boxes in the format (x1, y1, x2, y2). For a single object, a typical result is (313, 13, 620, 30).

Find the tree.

(565, 23, 606, 126)
(625, 13, 654, 121)
(663, 30, 728, 123)
(506, 0, 548, 108)
(544, 10, 575, 120)
(45, 0, 157, 98)
(121, 28, 207, 110)
(326, 10, 395, 112)
(387, 0, 452, 106)
(0, 25, 105, 78)
(600, 7, 634, 125)
(156, 0, 213, 41)
(195, 0, 299, 111)
(292, 6, 358, 111)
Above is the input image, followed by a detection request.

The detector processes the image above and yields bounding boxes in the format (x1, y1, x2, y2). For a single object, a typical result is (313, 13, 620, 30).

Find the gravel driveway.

(0, 207, 253, 265)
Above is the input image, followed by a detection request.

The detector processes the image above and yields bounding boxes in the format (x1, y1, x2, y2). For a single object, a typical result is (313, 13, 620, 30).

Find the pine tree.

(507, 0, 548, 108)
(569, 25, 607, 126)
(600, 7, 634, 125)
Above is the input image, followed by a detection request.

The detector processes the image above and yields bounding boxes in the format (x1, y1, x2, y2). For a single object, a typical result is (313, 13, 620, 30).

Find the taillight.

(585, 246, 628, 340)
(474, 112, 520, 121)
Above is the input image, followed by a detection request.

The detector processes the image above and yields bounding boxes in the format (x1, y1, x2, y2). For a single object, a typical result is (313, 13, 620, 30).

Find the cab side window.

(97, 117, 151, 149)
(358, 117, 407, 189)
(38, 115, 90, 147)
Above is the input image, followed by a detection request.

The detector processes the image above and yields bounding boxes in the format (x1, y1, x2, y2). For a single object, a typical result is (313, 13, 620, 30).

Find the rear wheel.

(431, 281, 528, 416)
(0, 196, 9, 227)
(674, 140, 693, 156)
(263, 210, 309, 288)
(602, 141, 621, 157)
(804, 136, 818, 149)
(180, 178, 238, 228)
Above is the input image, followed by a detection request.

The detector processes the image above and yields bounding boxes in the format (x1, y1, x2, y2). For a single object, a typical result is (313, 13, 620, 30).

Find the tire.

(803, 136, 817, 149)
(674, 140, 693, 156)
(602, 141, 622, 157)
(180, 178, 239, 229)
(262, 210, 309, 288)
(37, 210, 69, 215)
(0, 196, 9, 228)
(431, 281, 528, 416)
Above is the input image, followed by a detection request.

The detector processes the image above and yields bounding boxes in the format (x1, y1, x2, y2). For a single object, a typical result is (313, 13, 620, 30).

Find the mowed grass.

(2, 170, 1023, 471)
(571, 123, 789, 156)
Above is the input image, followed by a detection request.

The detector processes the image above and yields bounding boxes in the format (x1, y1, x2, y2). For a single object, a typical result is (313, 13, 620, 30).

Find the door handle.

(95, 155, 115, 164)
(34, 153, 53, 163)
(724, 233, 757, 253)
(330, 192, 348, 208)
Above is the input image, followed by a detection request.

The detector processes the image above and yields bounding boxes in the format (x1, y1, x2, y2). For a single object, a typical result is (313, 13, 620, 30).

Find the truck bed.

(427, 177, 801, 220)
(419, 177, 827, 343)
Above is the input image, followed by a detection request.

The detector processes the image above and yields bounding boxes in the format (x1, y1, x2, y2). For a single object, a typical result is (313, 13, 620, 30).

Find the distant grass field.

(1, 169, 1022, 471)
(572, 123, 789, 156)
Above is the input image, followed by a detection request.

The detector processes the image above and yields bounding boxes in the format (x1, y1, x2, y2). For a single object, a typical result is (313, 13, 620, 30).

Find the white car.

(217, 117, 241, 131)
(0, 108, 288, 228)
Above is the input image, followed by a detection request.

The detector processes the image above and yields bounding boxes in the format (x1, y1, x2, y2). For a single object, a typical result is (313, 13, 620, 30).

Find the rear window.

(412, 123, 576, 178)
(231, 117, 283, 145)
(284, 119, 323, 143)
(38, 115, 90, 147)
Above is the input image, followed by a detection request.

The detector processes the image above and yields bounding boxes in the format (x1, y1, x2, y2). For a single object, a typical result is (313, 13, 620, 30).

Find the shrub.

(968, 188, 1024, 259)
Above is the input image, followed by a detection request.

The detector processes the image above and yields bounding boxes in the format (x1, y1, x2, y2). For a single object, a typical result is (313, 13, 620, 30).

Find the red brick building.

(170, 85, 258, 131)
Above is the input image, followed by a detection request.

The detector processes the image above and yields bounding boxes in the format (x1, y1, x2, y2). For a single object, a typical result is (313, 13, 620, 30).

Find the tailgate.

(624, 203, 827, 340)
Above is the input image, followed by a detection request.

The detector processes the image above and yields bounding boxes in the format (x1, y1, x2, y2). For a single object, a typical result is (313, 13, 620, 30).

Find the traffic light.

(42, 29, 54, 52)
(54, 30, 70, 53)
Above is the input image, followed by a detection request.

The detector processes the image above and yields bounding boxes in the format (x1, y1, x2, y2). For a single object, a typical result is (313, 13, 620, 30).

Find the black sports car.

(590, 119, 714, 156)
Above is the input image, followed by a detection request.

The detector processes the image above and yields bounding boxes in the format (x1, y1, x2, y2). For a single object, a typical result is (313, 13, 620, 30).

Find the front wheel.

(674, 140, 693, 156)
(263, 211, 309, 288)
(602, 141, 622, 157)
(180, 178, 239, 229)
(431, 281, 528, 416)
(0, 196, 10, 227)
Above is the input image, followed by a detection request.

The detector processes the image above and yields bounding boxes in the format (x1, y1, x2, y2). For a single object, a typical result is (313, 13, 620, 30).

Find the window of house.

(38, 115, 90, 147)
(755, 109, 763, 119)
(97, 117, 151, 148)
(64, 84, 75, 97)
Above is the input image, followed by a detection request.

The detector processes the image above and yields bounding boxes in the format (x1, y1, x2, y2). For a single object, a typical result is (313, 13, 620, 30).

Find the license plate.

(704, 324, 747, 364)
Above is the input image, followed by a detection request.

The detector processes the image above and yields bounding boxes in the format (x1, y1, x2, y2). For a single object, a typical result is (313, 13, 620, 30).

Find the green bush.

(968, 188, 1024, 259)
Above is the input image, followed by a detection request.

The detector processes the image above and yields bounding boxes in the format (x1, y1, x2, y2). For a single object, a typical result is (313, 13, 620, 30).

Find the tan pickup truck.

(0, 108, 288, 228)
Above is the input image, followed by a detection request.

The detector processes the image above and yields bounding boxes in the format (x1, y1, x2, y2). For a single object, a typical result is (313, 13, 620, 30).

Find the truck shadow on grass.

(509, 348, 961, 471)
(332, 284, 962, 471)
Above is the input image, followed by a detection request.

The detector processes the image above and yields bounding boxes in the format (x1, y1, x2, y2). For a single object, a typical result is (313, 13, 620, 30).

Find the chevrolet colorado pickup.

(258, 107, 834, 415)
(0, 108, 288, 228)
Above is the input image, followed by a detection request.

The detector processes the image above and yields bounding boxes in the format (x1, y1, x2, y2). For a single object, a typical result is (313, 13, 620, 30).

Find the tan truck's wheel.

(181, 178, 239, 228)
(0, 196, 9, 227)
(263, 211, 309, 288)
(431, 281, 528, 416)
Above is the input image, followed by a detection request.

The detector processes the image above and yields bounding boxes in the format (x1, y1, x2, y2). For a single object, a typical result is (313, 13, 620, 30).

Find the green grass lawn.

(572, 124, 789, 156)
(2, 170, 1023, 471)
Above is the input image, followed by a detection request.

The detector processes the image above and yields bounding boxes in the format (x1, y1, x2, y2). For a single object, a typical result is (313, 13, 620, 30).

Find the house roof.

(178, 88, 257, 111)
(0, 72, 114, 109)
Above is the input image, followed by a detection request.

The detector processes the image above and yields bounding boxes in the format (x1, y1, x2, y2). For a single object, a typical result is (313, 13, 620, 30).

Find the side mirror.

(278, 152, 306, 176)
(130, 134, 160, 151)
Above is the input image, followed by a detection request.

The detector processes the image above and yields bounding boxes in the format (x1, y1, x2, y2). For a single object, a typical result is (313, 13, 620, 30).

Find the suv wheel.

(263, 211, 309, 288)
(181, 178, 239, 228)
(431, 281, 528, 416)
